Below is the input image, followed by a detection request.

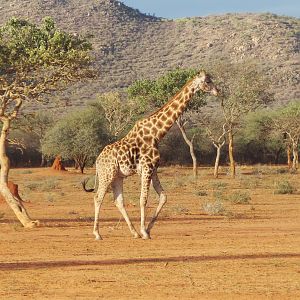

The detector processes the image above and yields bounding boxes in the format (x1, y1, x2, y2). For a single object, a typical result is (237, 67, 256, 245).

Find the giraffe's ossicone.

(83, 70, 219, 240)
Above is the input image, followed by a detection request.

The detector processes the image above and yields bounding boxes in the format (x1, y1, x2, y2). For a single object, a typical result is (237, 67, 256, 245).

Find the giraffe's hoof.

(141, 233, 151, 240)
(94, 234, 102, 241)
(133, 233, 141, 239)
(24, 220, 40, 228)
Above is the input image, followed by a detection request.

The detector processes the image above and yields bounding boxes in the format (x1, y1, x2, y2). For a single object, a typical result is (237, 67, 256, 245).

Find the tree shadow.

(0, 253, 299, 271)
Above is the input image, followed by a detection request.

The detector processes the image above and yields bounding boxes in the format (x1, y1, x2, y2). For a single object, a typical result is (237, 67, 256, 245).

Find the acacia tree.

(93, 92, 139, 140)
(271, 101, 300, 170)
(128, 68, 206, 177)
(0, 17, 94, 227)
(211, 62, 273, 177)
(200, 113, 228, 178)
(42, 108, 109, 174)
(237, 110, 284, 164)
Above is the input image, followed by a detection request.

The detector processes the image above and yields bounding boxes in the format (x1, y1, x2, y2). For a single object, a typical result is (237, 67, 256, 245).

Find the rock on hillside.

(0, 0, 299, 110)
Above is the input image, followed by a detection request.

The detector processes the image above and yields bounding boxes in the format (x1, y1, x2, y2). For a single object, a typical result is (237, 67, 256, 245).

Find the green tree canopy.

(127, 68, 206, 112)
(42, 108, 109, 173)
(271, 101, 300, 170)
(236, 110, 284, 164)
(0, 17, 92, 74)
(208, 61, 274, 177)
(92, 92, 140, 140)
(209, 61, 274, 129)
(271, 101, 300, 138)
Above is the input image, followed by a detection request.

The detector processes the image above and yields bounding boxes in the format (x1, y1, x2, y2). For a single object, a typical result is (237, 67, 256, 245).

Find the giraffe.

(83, 70, 218, 240)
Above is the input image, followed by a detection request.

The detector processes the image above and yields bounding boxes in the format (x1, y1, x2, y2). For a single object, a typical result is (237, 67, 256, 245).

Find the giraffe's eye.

(205, 78, 211, 84)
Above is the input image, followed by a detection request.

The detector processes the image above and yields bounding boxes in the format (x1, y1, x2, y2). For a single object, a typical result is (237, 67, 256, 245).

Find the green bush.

(202, 200, 226, 216)
(42, 107, 109, 173)
(45, 194, 55, 202)
(196, 190, 208, 197)
(211, 181, 228, 189)
(276, 168, 289, 174)
(171, 204, 190, 215)
(25, 182, 40, 191)
(16, 169, 33, 174)
(25, 179, 59, 192)
(41, 179, 59, 191)
(213, 190, 227, 202)
(228, 191, 251, 204)
(275, 181, 296, 194)
(252, 166, 263, 176)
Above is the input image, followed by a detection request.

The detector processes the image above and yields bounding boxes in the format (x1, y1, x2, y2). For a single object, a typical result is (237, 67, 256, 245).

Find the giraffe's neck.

(128, 80, 196, 143)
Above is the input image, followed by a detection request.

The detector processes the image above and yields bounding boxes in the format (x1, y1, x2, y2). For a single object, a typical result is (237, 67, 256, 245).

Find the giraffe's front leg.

(140, 170, 152, 240)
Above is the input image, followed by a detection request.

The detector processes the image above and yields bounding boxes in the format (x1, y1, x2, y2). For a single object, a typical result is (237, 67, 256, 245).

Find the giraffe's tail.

(82, 169, 98, 193)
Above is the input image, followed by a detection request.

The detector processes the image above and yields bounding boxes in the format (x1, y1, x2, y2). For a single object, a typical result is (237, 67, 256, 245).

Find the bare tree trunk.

(214, 146, 221, 178)
(40, 153, 46, 167)
(75, 157, 86, 174)
(74, 160, 79, 170)
(0, 118, 39, 227)
(79, 163, 85, 174)
(228, 129, 235, 178)
(274, 147, 282, 165)
(176, 120, 197, 177)
(287, 143, 292, 169)
(291, 140, 299, 170)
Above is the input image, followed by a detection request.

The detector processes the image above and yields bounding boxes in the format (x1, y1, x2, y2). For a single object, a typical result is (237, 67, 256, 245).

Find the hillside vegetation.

(0, 0, 299, 109)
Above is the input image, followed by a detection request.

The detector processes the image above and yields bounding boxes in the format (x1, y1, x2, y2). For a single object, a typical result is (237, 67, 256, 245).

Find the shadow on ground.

(1, 253, 299, 271)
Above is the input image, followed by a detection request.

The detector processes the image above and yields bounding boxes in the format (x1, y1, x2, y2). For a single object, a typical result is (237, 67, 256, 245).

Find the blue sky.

(121, 0, 300, 19)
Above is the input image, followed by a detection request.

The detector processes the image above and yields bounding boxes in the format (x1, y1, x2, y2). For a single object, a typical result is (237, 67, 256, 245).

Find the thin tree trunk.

(228, 129, 235, 178)
(176, 120, 197, 177)
(287, 143, 292, 169)
(292, 141, 299, 170)
(274, 147, 283, 165)
(40, 153, 46, 167)
(75, 157, 86, 174)
(214, 146, 221, 178)
(79, 163, 85, 174)
(0, 118, 39, 227)
(74, 160, 79, 170)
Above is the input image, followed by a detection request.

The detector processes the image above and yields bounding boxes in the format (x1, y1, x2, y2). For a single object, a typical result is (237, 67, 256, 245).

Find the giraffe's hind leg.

(93, 183, 108, 240)
(147, 170, 167, 234)
(112, 176, 140, 239)
(93, 165, 115, 240)
(92, 151, 120, 240)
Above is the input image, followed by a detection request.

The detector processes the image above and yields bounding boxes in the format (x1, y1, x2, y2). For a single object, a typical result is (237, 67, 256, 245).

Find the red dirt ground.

(0, 166, 299, 299)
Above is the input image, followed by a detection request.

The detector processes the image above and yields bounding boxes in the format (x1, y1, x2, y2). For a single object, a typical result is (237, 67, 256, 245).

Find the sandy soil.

(0, 166, 299, 299)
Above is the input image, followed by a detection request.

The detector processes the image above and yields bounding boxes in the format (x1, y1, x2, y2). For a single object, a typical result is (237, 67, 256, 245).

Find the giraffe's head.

(190, 71, 219, 96)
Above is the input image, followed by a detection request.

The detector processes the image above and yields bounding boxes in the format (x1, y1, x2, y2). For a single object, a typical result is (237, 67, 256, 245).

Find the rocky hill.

(0, 0, 299, 110)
